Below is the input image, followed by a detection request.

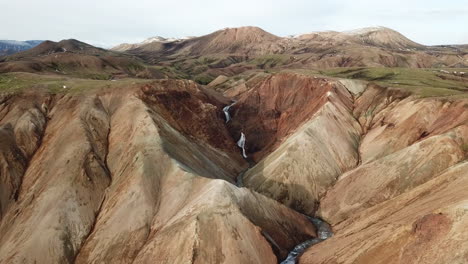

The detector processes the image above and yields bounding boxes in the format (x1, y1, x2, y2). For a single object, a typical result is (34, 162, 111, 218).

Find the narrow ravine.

(222, 102, 334, 263)
(236, 168, 248, 187)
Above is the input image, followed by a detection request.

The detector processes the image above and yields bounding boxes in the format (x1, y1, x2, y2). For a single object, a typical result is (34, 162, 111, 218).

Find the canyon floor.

(1, 27, 468, 264)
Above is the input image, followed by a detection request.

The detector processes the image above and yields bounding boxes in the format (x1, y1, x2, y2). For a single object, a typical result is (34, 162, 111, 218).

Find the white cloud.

(0, 0, 466, 46)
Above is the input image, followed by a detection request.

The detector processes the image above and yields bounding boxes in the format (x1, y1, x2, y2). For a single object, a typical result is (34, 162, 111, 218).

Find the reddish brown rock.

(227, 72, 355, 162)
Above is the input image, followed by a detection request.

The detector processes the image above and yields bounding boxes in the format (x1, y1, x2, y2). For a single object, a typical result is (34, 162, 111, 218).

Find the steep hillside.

(1, 70, 467, 264)
(0, 79, 319, 263)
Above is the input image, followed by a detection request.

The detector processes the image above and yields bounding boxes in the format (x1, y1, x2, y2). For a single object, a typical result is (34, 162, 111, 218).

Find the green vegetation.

(320, 67, 468, 97)
(0, 72, 152, 94)
(462, 143, 468, 155)
(193, 74, 215, 85)
(249, 54, 291, 68)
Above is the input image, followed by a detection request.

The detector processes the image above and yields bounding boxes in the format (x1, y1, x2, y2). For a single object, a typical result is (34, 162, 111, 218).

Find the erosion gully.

(223, 102, 333, 264)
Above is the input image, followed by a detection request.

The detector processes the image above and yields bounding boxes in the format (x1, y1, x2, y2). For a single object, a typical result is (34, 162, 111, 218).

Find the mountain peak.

(214, 26, 279, 40)
(343, 26, 423, 49)
(344, 26, 392, 35)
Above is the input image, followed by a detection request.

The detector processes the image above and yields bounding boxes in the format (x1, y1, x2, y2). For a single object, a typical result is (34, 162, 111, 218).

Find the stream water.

(280, 217, 333, 264)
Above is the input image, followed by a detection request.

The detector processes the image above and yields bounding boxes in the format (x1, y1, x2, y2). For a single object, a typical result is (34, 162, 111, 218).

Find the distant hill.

(112, 36, 195, 52)
(0, 39, 167, 79)
(0, 40, 43, 56)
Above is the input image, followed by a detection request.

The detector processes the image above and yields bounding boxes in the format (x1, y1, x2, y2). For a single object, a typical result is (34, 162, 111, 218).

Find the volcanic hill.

(0, 26, 467, 264)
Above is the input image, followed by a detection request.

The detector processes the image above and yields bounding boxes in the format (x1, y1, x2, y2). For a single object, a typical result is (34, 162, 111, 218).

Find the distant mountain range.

(1, 26, 467, 81)
(0, 40, 43, 56)
(106, 26, 468, 80)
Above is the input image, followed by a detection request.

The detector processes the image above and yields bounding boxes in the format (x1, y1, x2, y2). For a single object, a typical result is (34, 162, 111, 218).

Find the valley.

(0, 26, 467, 264)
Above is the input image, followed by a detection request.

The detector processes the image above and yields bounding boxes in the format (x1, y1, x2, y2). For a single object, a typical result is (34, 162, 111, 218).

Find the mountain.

(111, 36, 195, 52)
(5, 39, 107, 59)
(0, 39, 167, 79)
(343, 26, 423, 49)
(293, 26, 422, 49)
(0, 69, 467, 263)
(0, 40, 43, 56)
(0, 25, 468, 264)
(122, 26, 285, 63)
(113, 26, 467, 81)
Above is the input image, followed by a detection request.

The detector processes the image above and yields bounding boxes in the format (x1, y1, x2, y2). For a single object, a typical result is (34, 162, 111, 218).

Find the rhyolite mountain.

(113, 26, 468, 78)
(0, 26, 467, 264)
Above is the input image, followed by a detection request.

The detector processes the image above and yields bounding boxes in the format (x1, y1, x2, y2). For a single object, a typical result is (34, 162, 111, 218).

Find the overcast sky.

(1, 0, 467, 47)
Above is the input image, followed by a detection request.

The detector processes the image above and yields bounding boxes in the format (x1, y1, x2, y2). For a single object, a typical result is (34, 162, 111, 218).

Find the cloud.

(0, 0, 466, 46)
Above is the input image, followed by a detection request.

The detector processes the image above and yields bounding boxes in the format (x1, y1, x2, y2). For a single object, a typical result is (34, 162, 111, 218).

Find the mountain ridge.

(0, 40, 43, 56)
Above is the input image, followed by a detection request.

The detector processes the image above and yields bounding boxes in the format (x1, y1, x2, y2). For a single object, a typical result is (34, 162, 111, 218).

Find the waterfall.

(237, 132, 247, 158)
(223, 102, 236, 123)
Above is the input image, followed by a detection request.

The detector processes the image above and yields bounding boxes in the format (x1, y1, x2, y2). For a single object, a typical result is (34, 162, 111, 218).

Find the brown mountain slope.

(294, 26, 423, 50)
(0, 68, 467, 264)
(4, 39, 105, 59)
(0, 79, 319, 263)
(130, 26, 283, 60)
(226, 72, 356, 162)
(227, 73, 468, 263)
(0, 39, 165, 79)
(344, 27, 423, 49)
(116, 26, 467, 81)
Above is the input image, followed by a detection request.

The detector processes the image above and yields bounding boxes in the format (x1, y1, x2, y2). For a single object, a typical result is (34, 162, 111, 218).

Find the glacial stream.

(280, 217, 333, 264)
(222, 102, 333, 263)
